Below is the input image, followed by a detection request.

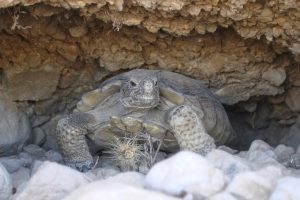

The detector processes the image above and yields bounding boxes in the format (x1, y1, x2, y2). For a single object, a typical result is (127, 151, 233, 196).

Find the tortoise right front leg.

(56, 113, 95, 172)
(167, 105, 216, 156)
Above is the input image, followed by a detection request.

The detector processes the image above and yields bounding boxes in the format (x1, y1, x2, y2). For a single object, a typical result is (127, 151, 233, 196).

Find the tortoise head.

(120, 75, 160, 109)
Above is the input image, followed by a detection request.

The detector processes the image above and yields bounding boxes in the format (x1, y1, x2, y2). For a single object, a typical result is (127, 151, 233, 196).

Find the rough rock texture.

(0, 93, 31, 156)
(0, 0, 299, 148)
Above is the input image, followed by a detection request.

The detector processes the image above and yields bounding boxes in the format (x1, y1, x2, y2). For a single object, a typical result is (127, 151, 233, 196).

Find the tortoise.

(56, 69, 234, 171)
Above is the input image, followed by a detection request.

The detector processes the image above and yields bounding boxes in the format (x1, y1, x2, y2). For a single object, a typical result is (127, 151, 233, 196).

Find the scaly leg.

(168, 105, 216, 156)
(56, 113, 95, 172)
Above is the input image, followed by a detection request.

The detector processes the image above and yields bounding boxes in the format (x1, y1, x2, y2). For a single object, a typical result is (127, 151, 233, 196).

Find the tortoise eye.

(129, 81, 137, 87)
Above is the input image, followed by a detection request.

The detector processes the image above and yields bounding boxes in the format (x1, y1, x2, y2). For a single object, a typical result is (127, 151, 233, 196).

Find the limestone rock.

(209, 192, 238, 200)
(0, 93, 31, 156)
(226, 166, 283, 200)
(270, 177, 300, 200)
(63, 182, 180, 200)
(145, 151, 225, 197)
(206, 149, 252, 181)
(15, 162, 90, 200)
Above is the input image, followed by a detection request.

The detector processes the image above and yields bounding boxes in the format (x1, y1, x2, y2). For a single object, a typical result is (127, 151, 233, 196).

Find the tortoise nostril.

(129, 81, 137, 87)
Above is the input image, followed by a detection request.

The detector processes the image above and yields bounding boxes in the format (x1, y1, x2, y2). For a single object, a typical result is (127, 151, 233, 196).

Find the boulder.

(145, 151, 225, 197)
(0, 93, 31, 156)
(15, 162, 90, 200)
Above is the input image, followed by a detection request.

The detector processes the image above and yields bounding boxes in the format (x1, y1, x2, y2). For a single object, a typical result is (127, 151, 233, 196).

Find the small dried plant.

(104, 135, 143, 171)
(104, 132, 164, 172)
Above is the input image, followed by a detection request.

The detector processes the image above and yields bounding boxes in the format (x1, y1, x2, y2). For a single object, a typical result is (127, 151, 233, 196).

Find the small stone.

(249, 140, 273, 152)
(145, 151, 225, 197)
(45, 150, 63, 163)
(69, 26, 88, 37)
(274, 144, 295, 163)
(270, 177, 300, 200)
(0, 156, 25, 173)
(23, 144, 46, 159)
(16, 162, 90, 200)
(246, 150, 280, 169)
(206, 149, 252, 181)
(226, 166, 282, 200)
(0, 163, 12, 200)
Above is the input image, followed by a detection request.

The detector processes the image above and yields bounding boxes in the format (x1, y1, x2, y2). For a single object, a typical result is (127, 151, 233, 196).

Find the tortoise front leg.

(167, 105, 216, 156)
(56, 113, 95, 172)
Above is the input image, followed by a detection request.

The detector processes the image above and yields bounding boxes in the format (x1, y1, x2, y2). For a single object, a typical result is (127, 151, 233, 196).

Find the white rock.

(270, 177, 300, 200)
(249, 140, 273, 152)
(246, 149, 281, 169)
(15, 161, 90, 200)
(206, 149, 252, 181)
(86, 167, 120, 181)
(0, 163, 12, 200)
(226, 165, 282, 200)
(102, 171, 145, 187)
(145, 151, 225, 197)
(274, 144, 295, 163)
(209, 192, 238, 200)
(63, 182, 179, 200)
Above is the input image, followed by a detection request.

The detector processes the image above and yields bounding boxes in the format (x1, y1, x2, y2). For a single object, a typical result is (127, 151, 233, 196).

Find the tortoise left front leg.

(167, 105, 216, 156)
